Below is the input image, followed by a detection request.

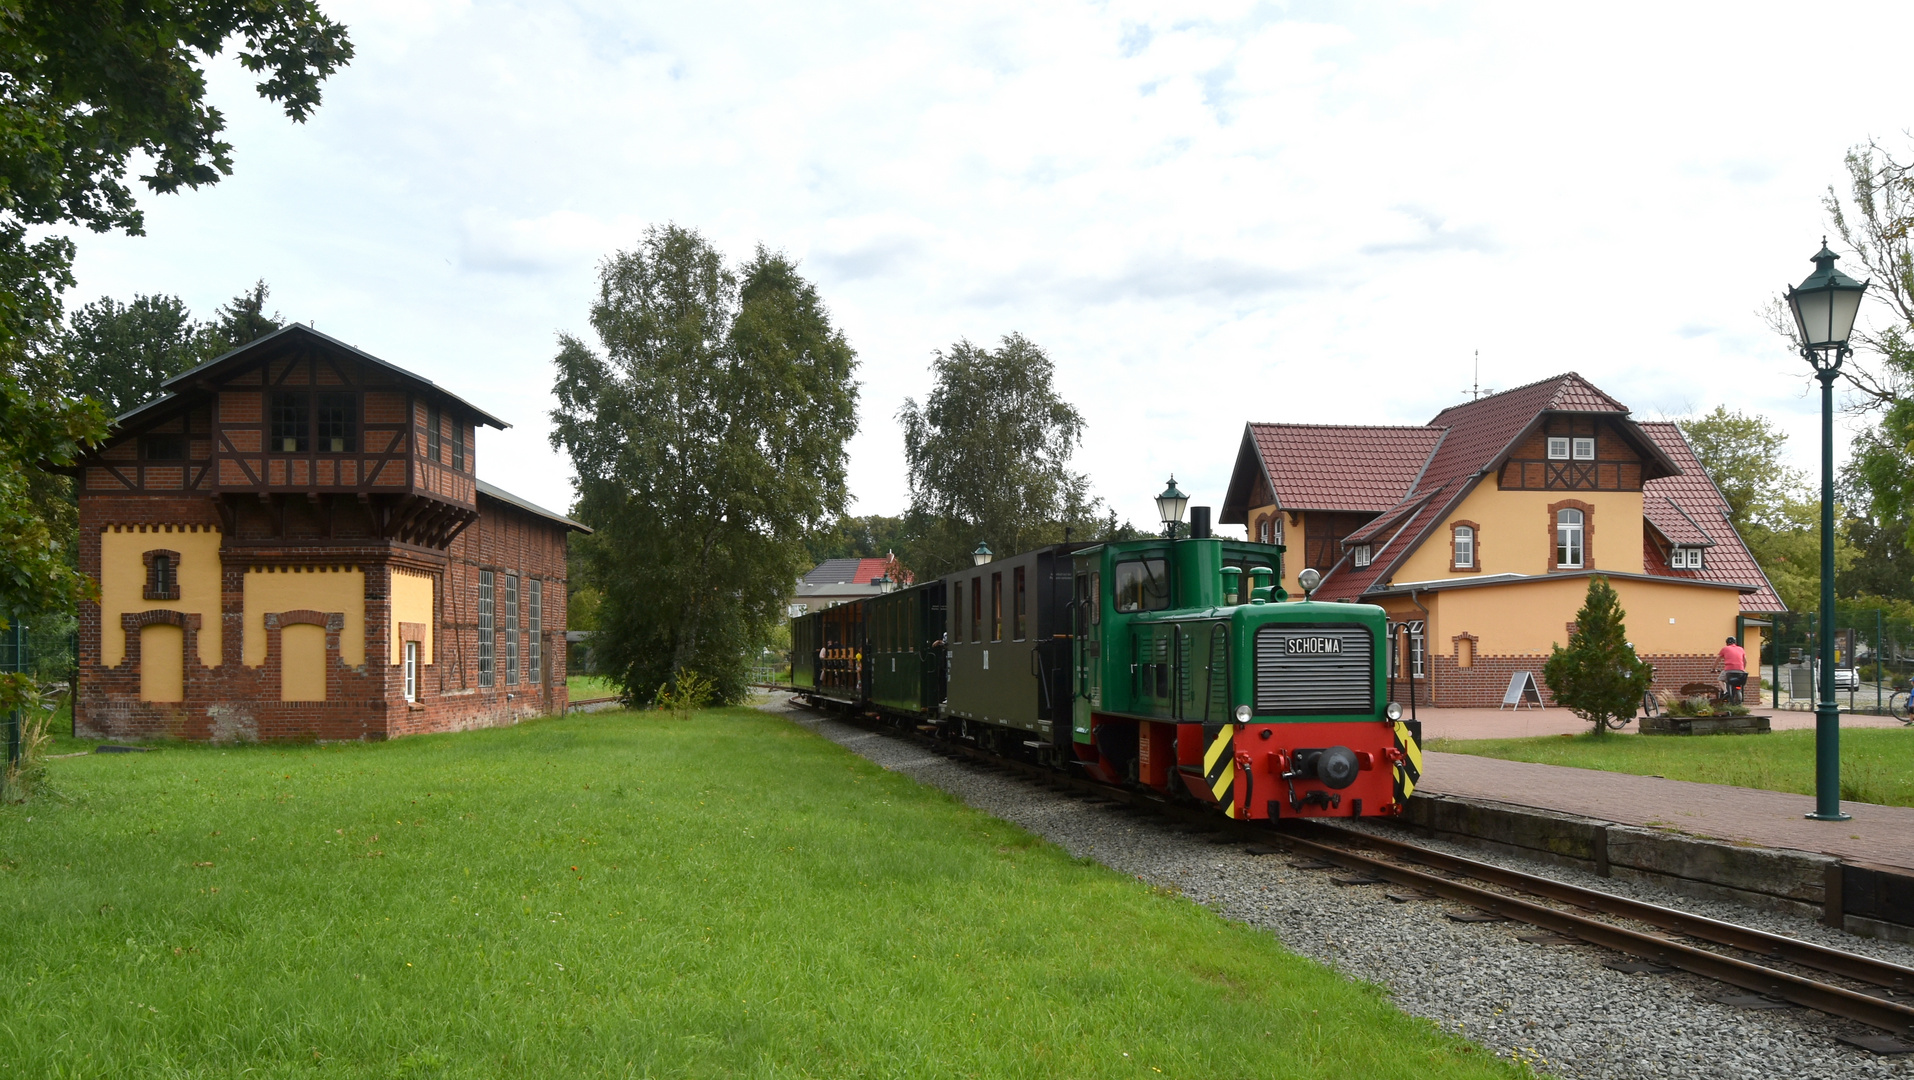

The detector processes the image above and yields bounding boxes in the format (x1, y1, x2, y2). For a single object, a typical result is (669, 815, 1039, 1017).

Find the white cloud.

(58, 0, 1914, 533)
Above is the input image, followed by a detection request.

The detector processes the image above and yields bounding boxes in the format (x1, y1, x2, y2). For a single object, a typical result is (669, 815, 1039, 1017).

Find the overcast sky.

(63, 0, 1914, 534)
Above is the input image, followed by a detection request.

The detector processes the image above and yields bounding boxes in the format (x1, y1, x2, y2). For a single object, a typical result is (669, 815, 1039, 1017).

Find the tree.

(206, 280, 285, 353)
(1677, 407, 1807, 532)
(61, 294, 207, 415)
(1542, 576, 1654, 736)
(550, 225, 858, 705)
(897, 334, 1121, 576)
(803, 513, 912, 566)
(0, 1, 352, 346)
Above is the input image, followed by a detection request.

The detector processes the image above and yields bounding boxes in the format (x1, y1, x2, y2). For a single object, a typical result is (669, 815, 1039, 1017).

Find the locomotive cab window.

(1113, 558, 1169, 613)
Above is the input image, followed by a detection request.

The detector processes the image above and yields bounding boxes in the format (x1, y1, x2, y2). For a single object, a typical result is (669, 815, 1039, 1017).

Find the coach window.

(1113, 558, 1170, 613)
(990, 572, 1003, 641)
(952, 585, 964, 643)
(970, 577, 982, 641)
(1013, 567, 1027, 640)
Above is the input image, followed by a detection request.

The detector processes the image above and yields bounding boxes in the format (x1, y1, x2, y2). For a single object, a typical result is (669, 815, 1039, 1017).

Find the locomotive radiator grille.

(1253, 624, 1375, 715)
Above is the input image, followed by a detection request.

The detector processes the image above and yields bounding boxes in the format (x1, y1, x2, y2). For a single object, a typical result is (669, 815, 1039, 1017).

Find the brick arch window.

(1547, 499, 1595, 571)
(142, 549, 182, 601)
(1449, 521, 1480, 572)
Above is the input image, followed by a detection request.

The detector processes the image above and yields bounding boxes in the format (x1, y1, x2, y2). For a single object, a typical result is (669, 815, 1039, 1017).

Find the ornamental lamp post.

(971, 542, 993, 567)
(1785, 239, 1869, 822)
(1156, 476, 1189, 539)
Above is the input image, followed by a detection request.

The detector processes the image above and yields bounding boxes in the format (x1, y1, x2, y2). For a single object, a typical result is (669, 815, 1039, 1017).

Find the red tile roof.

(1244, 423, 1444, 512)
(1637, 422, 1785, 612)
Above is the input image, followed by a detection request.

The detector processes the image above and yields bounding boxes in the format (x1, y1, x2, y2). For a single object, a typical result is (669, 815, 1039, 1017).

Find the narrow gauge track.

(783, 692, 1914, 1043)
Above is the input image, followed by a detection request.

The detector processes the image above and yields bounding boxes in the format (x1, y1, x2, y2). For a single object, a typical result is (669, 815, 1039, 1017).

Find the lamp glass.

(1155, 477, 1189, 531)
(971, 541, 992, 567)
(1787, 244, 1868, 349)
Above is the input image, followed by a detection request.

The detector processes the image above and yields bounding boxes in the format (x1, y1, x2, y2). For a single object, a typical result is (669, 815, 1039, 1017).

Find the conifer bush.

(1543, 576, 1654, 735)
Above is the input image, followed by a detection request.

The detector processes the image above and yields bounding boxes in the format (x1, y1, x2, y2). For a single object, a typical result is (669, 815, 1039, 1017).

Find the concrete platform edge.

(1395, 792, 1914, 944)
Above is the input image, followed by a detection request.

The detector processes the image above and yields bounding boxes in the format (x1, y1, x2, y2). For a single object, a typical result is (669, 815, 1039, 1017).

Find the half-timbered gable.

(68, 325, 586, 742)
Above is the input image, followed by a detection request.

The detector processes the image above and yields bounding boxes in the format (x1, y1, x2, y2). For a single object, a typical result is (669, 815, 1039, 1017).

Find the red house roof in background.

(1226, 373, 1782, 612)
(1637, 422, 1784, 612)
(801, 556, 913, 587)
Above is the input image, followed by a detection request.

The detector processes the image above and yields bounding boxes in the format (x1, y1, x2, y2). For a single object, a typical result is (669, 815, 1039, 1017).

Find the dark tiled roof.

(1637, 422, 1785, 612)
(801, 557, 906, 587)
(1245, 423, 1444, 512)
(476, 480, 590, 533)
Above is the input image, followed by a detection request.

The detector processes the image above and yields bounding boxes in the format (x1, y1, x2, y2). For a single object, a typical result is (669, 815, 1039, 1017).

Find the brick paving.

(1420, 750, 1914, 872)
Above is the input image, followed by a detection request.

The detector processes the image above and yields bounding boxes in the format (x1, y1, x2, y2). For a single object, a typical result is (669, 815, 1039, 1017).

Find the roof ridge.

(1246, 421, 1443, 431)
(1428, 372, 1573, 420)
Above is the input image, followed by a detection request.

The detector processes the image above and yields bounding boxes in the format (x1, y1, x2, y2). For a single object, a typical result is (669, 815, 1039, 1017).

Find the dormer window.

(1351, 543, 1373, 568)
(1671, 546, 1704, 569)
(1547, 437, 1569, 460)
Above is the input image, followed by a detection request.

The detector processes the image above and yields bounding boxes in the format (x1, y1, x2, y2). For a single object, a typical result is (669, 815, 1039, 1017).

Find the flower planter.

(1639, 714, 1772, 736)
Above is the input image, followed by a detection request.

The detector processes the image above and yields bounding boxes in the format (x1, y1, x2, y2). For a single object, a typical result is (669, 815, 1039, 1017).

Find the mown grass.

(1430, 727, 1914, 808)
(566, 674, 620, 700)
(1, 708, 1524, 1079)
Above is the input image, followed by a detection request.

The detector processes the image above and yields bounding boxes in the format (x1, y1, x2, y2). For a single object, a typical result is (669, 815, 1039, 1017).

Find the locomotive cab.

(1069, 533, 1421, 819)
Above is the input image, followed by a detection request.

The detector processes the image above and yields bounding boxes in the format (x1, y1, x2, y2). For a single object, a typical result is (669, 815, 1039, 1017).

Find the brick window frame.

(1547, 498, 1595, 571)
(1451, 632, 1480, 669)
(142, 549, 182, 601)
(1449, 520, 1481, 573)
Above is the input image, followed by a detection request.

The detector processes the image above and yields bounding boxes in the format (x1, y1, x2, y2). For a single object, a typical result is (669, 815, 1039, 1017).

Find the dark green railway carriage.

(866, 580, 947, 716)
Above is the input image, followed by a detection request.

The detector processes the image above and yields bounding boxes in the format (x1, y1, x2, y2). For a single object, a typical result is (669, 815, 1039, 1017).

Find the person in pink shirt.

(1718, 637, 1748, 704)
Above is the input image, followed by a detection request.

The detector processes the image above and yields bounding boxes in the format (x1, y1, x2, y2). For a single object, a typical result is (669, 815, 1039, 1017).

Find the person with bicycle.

(1717, 637, 1748, 705)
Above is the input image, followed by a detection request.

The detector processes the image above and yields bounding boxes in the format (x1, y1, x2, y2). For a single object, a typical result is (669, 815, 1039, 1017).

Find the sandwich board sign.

(1500, 671, 1543, 710)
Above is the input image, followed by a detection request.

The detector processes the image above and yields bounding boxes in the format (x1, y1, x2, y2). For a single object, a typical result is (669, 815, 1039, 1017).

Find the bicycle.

(1891, 688, 1911, 724)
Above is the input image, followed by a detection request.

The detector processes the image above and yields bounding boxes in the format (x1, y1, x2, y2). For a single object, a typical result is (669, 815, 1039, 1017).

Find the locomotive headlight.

(1234, 705, 1251, 723)
(1297, 568, 1322, 597)
(1385, 702, 1403, 721)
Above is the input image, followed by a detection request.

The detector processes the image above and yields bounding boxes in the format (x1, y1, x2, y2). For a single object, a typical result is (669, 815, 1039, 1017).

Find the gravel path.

(762, 693, 1914, 1079)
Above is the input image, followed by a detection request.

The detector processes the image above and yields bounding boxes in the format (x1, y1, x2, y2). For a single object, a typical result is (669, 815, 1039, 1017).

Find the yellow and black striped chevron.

(1202, 722, 1237, 819)
(1392, 719, 1423, 805)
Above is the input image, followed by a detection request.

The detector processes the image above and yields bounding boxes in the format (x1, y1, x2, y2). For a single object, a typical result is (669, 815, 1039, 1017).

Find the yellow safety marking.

(1392, 720, 1423, 803)
(1209, 759, 1234, 801)
(1394, 720, 1423, 774)
(1202, 724, 1236, 774)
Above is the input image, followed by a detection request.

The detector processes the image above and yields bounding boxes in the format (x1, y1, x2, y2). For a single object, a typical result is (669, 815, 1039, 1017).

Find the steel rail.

(1293, 822, 1914, 994)
(1270, 829, 1914, 1037)
(782, 694, 1914, 1036)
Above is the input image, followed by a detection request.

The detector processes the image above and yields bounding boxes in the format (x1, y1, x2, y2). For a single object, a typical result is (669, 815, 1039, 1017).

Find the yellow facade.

(242, 567, 366, 668)
(100, 525, 222, 668)
(1412, 575, 1745, 663)
(389, 569, 436, 665)
(280, 623, 329, 701)
(139, 623, 184, 702)
(1393, 485, 1646, 583)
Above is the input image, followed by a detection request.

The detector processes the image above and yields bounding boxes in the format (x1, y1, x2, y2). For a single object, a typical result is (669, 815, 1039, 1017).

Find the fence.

(1763, 607, 1914, 714)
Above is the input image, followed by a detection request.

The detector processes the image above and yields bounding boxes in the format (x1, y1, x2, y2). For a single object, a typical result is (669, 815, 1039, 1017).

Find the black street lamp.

(1155, 476, 1189, 539)
(1785, 240, 1869, 823)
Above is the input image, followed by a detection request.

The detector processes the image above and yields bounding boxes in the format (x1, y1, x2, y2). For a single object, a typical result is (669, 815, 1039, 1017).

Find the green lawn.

(565, 674, 620, 700)
(1431, 727, 1914, 808)
(2, 709, 1522, 1079)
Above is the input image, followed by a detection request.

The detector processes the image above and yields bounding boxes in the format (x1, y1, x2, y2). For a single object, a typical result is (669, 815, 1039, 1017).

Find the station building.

(66, 324, 588, 741)
(1220, 373, 1784, 707)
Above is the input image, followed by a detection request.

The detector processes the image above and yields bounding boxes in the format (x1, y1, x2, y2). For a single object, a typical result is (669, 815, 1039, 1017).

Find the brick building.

(66, 324, 587, 741)
(1220, 373, 1784, 707)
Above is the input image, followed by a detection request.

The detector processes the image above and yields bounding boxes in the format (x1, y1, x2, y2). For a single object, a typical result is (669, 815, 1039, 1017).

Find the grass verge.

(1430, 727, 1914, 807)
(1, 708, 1525, 1078)
(566, 674, 620, 700)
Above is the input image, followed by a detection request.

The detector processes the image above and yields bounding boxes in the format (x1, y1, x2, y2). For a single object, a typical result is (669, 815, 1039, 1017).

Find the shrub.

(1543, 576, 1653, 735)
(1, 685, 58, 803)
(654, 669, 715, 721)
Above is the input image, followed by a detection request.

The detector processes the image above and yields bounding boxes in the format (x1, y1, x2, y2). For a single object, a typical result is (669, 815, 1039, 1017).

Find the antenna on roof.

(1461, 350, 1495, 401)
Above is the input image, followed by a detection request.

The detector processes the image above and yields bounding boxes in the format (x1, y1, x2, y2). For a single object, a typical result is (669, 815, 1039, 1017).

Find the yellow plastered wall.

(281, 623, 328, 701)
(139, 623, 184, 702)
(1426, 575, 1744, 660)
(389, 569, 435, 665)
(1392, 485, 1646, 583)
(242, 567, 365, 668)
(100, 526, 222, 668)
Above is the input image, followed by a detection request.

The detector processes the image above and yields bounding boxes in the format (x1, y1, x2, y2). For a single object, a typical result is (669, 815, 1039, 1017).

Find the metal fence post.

(4, 622, 23, 770)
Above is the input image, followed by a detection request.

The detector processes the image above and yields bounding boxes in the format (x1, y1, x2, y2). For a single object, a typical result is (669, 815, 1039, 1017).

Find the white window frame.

(1453, 525, 1474, 569)
(1547, 437, 1570, 460)
(1271, 515, 1283, 546)
(1387, 621, 1427, 679)
(1351, 543, 1373, 568)
(403, 641, 418, 702)
(1672, 546, 1703, 569)
(1557, 509, 1584, 569)
(1572, 437, 1595, 460)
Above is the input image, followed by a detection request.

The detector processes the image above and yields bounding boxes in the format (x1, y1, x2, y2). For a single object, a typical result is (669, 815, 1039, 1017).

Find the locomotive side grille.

(1254, 624, 1374, 715)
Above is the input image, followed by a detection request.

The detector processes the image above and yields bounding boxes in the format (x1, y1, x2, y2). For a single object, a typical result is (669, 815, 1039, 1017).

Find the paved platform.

(1420, 750, 1914, 874)
(1415, 706, 1905, 741)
